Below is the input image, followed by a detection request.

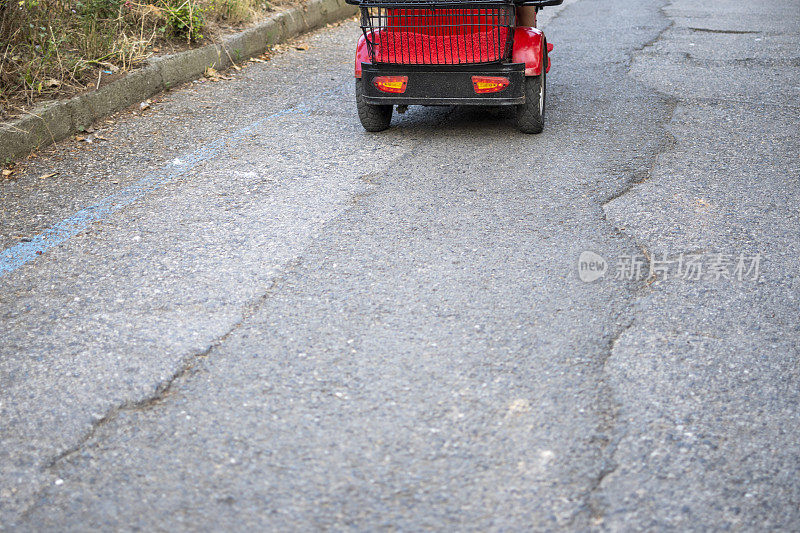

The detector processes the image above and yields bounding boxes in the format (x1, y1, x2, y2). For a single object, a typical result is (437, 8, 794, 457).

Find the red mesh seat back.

(369, 8, 513, 64)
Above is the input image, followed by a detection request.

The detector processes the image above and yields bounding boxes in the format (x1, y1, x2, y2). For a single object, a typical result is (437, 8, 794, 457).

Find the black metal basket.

(358, 1, 517, 66)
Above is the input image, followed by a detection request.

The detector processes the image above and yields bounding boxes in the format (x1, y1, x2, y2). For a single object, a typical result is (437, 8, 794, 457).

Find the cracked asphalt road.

(1, 0, 799, 530)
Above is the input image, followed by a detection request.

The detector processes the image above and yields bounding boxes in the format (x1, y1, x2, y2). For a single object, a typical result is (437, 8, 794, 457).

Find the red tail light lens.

(373, 76, 408, 94)
(471, 76, 510, 94)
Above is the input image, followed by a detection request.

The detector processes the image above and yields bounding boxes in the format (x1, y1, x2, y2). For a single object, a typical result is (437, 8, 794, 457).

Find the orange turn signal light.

(373, 76, 408, 94)
(471, 76, 510, 94)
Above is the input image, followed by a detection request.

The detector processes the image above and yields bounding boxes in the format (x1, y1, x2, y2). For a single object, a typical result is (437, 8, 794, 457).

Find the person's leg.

(517, 6, 537, 27)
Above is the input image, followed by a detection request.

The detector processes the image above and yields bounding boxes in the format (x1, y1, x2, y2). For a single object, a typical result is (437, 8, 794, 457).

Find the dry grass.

(0, 0, 273, 119)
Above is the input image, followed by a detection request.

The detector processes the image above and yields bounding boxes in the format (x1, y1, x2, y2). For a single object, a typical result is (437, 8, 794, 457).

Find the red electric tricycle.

(346, 0, 563, 132)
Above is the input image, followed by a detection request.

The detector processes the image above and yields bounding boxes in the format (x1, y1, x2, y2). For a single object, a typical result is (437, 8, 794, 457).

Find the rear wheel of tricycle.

(356, 79, 393, 132)
(516, 40, 547, 134)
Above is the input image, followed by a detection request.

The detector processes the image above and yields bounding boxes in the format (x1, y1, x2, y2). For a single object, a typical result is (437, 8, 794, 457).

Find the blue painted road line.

(0, 96, 323, 279)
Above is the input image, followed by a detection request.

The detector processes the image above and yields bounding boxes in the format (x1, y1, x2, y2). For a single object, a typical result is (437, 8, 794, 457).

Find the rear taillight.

(471, 76, 510, 94)
(373, 76, 408, 94)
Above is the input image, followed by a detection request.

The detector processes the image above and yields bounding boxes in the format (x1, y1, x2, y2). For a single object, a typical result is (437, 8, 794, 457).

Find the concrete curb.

(0, 0, 357, 163)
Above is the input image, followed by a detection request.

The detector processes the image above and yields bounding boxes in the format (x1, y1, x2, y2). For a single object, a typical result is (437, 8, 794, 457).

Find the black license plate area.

(361, 63, 526, 105)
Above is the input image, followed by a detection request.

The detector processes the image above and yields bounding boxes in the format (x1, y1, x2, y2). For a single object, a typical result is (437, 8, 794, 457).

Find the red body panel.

(511, 27, 550, 76)
(355, 35, 370, 78)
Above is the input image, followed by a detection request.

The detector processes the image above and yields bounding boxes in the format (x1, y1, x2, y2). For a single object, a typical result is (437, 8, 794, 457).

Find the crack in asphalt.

(679, 57, 800, 68)
(586, 316, 636, 522)
(14, 130, 424, 523)
(599, 95, 678, 208)
(673, 95, 800, 110)
(631, 11, 675, 57)
(574, 1, 681, 527)
(17, 258, 306, 521)
(582, 3, 800, 526)
(600, 1, 679, 209)
(688, 27, 761, 35)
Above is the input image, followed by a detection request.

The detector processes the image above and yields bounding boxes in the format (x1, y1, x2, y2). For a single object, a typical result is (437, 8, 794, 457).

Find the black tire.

(516, 41, 547, 134)
(356, 79, 392, 132)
